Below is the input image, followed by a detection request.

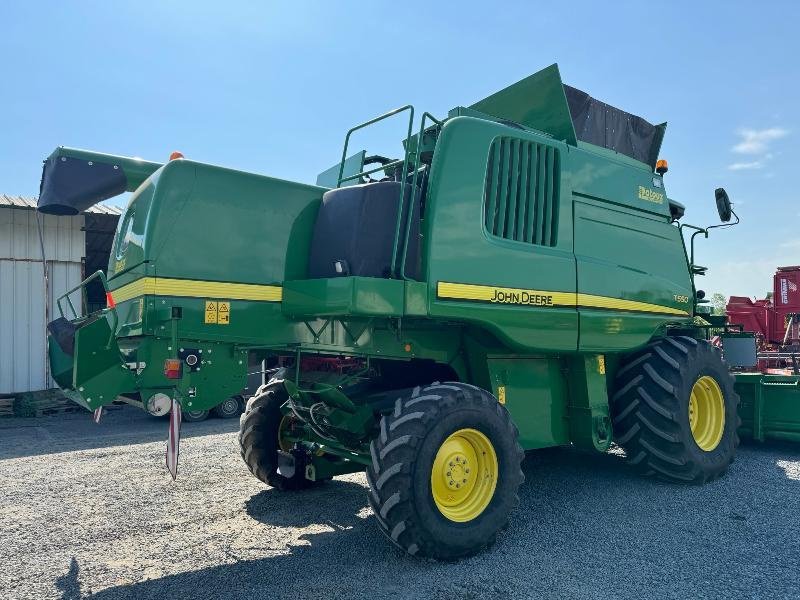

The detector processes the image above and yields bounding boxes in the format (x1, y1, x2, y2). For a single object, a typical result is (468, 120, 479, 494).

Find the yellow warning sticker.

(217, 301, 230, 325)
(204, 301, 218, 324)
(497, 386, 506, 404)
(204, 300, 230, 325)
(597, 355, 606, 375)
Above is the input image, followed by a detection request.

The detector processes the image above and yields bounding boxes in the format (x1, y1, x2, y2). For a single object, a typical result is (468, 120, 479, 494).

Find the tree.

(710, 293, 727, 316)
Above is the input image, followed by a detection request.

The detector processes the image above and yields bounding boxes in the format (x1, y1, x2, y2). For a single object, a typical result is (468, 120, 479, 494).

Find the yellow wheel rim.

(689, 376, 725, 451)
(430, 428, 498, 522)
(278, 415, 294, 452)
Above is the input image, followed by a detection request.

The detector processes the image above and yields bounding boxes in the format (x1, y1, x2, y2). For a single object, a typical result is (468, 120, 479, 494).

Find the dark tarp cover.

(564, 84, 665, 167)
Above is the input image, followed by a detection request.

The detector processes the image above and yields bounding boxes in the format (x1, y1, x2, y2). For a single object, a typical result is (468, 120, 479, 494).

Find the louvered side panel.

(483, 136, 560, 247)
(485, 140, 501, 235)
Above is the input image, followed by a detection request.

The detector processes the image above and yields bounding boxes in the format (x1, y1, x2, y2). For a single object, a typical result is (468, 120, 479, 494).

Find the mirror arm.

(706, 208, 740, 234)
(689, 228, 708, 268)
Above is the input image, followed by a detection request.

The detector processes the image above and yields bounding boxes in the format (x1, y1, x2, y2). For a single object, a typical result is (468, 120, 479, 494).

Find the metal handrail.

(56, 269, 118, 348)
(399, 112, 442, 280)
(336, 105, 414, 187)
(337, 105, 415, 278)
(338, 159, 405, 184)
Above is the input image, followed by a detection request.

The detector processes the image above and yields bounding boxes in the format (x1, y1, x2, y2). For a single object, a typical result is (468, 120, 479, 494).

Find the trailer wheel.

(182, 409, 210, 422)
(238, 384, 311, 490)
(612, 336, 740, 483)
(367, 382, 524, 560)
(212, 395, 243, 419)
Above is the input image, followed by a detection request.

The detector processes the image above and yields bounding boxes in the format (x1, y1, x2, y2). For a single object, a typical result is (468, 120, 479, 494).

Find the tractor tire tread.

(611, 336, 739, 484)
(366, 382, 524, 561)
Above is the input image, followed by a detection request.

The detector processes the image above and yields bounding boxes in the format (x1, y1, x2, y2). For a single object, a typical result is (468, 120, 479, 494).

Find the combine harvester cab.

(38, 63, 747, 559)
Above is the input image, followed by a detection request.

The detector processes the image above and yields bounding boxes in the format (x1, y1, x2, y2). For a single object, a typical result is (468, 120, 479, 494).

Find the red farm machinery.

(722, 266, 800, 443)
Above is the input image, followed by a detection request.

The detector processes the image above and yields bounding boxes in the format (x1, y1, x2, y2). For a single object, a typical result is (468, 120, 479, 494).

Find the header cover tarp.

(468, 64, 665, 168)
(564, 84, 665, 167)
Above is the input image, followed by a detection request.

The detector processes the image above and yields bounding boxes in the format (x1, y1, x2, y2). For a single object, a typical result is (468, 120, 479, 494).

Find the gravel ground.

(1, 406, 799, 600)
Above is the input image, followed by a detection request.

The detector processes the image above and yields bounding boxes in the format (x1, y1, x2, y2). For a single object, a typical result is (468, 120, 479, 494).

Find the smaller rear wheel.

(238, 384, 312, 490)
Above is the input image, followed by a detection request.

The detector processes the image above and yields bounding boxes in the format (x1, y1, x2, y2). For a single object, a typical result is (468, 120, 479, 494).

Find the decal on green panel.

(436, 281, 689, 317)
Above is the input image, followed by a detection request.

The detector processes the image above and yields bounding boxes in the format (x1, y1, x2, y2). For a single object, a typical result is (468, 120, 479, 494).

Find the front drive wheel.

(612, 336, 740, 483)
(367, 382, 524, 560)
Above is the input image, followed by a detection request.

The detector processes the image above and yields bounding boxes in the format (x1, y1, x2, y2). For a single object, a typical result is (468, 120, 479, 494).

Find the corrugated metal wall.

(0, 208, 85, 394)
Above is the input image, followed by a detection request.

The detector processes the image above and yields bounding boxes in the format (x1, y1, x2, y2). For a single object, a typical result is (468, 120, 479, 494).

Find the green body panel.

(425, 117, 578, 352)
(109, 159, 325, 286)
(735, 373, 800, 443)
(424, 116, 691, 353)
(469, 64, 577, 145)
(283, 277, 407, 318)
(565, 355, 613, 451)
(486, 357, 570, 449)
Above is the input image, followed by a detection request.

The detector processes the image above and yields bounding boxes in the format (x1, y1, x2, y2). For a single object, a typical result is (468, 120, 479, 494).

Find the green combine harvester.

(38, 64, 744, 560)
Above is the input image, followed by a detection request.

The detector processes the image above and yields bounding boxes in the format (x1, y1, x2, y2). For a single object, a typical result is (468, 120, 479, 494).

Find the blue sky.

(1, 1, 798, 298)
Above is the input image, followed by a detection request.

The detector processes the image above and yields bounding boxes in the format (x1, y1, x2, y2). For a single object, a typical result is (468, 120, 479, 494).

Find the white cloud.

(728, 153, 772, 170)
(732, 127, 788, 154)
(705, 254, 799, 299)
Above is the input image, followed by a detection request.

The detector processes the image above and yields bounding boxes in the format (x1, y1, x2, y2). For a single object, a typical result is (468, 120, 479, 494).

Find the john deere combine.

(38, 64, 741, 560)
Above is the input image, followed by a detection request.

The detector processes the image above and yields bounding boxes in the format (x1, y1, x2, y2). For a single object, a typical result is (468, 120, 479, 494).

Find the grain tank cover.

(564, 85, 666, 168)
(469, 63, 665, 168)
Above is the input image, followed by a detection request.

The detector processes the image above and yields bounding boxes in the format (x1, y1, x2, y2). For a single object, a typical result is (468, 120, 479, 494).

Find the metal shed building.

(0, 195, 121, 394)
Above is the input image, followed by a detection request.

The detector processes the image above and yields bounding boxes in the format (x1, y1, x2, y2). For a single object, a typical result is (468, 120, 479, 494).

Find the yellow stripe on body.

(437, 281, 689, 317)
(112, 277, 283, 304)
(576, 293, 689, 316)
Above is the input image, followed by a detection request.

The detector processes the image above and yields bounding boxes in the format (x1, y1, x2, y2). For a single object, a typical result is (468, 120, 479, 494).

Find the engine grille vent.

(484, 137, 560, 247)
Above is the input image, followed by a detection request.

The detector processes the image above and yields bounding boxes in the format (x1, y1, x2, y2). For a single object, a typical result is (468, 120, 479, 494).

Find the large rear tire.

(238, 384, 312, 490)
(611, 336, 740, 483)
(366, 382, 524, 560)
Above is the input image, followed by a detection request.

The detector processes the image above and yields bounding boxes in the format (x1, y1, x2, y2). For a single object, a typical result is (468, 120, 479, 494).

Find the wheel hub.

(430, 428, 498, 522)
(444, 453, 471, 490)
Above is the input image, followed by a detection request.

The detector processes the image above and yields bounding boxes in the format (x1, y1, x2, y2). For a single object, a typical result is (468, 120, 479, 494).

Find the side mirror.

(715, 188, 732, 222)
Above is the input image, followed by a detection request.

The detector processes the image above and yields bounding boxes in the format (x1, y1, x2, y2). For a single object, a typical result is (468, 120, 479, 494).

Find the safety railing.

(399, 111, 442, 280)
(338, 105, 414, 280)
(57, 269, 118, 348)
(336, 106, 443, 280)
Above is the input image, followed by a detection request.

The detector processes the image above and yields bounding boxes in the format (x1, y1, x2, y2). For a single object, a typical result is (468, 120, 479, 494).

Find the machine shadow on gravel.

(244, 478, 368, 529)
(72, 445, 800, 600)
